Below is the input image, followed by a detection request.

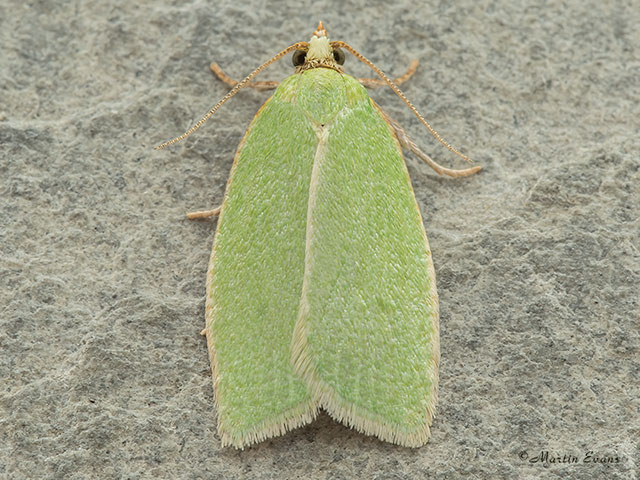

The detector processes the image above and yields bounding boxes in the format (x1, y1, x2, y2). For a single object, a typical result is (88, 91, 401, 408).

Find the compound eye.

(292, 49, 307, 67)
(333, 47, 345, 65)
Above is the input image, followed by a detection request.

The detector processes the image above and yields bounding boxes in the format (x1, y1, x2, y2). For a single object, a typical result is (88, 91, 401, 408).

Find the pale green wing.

(206, 75, 318, 448)
(292, 75, 439, 447)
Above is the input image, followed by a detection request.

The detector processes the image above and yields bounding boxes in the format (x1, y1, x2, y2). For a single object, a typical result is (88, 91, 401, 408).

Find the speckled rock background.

(1, 0, 638, 479)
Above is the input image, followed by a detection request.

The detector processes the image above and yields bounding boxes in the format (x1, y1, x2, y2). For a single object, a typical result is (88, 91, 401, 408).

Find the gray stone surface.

(1, 0, 638, 478)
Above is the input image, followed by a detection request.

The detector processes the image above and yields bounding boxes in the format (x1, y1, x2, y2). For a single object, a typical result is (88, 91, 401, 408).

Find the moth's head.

(292, 21, 345, 72)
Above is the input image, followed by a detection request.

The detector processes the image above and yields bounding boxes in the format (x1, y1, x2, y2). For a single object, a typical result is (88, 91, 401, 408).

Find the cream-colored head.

(292, 21, 345, 72)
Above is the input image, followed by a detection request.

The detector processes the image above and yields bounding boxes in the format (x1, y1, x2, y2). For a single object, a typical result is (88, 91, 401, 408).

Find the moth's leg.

(358, 60, 419, 88)
(382, 109, 482, 178)
(210, 62, 279, 91)
(186, 206, 222, 220)
(410, 143, 482, 178)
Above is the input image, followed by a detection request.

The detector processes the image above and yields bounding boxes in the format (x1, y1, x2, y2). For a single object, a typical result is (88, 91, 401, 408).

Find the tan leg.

(358, 60, 419, 88)
(210, 62, 280, 91)
(186, 206, 222, 220)
(406, 142, 482, 178)
(382, 109, 482, 178)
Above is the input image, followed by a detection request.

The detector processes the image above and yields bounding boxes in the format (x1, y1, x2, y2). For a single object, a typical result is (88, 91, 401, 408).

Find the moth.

(156, 22, 481, 449)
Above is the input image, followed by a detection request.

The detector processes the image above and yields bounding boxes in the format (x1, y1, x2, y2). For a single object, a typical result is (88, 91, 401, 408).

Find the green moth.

(157, 22, 481, 449)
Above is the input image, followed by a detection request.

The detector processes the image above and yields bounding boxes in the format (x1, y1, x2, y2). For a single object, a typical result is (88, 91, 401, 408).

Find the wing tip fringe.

(291, 311, 438, 448)
(219, 399, 319, 449)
